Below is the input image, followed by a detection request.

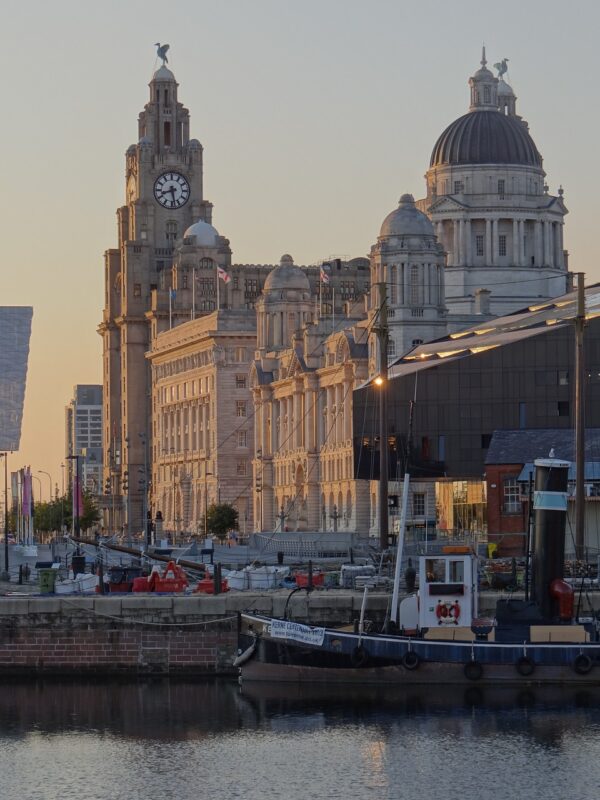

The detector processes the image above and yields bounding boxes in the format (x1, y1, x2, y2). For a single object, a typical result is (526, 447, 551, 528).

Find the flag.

(320, 266, 330, 284)
(169, 289, 177, 300)
(217, 266, 231, 284)
(11, 472, 18, 513)
(21, 468, 31, 518)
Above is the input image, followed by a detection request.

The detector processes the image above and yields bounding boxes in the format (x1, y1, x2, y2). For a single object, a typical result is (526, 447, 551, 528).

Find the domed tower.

(256, 255, 313, 350)
(371, 194, 447, 360)
(420, 49, 568, 320)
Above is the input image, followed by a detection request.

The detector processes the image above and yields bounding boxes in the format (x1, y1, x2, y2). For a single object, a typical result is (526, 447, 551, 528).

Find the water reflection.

(0, 680, 599, 800)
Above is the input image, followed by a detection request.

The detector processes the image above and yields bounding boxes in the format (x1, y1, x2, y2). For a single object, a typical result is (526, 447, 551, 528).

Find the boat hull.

(238, 614, 600, 686)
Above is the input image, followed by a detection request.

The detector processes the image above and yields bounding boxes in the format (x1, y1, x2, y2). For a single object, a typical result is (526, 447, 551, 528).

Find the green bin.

(39, 568, 57, 594)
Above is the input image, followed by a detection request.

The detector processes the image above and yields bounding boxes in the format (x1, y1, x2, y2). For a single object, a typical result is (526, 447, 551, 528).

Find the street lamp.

(65, 454, 82, 552)
(204, 466, 213, 539)
(38, 470, 52, 502)
(0, 453, 9, 578)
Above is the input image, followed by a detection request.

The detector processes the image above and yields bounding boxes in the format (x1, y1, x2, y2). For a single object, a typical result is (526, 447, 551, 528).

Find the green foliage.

(33, 491, 101, 533)
(206, 503, 239, 543)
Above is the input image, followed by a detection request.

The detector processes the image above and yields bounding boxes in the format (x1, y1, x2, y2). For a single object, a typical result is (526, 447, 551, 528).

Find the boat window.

(425, 559, 445, 583)
(449, 560, 464, 583)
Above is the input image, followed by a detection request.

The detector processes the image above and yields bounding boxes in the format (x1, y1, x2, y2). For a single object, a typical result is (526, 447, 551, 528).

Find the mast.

(575, 273, 585, 558)
(375, 279, 389, 550)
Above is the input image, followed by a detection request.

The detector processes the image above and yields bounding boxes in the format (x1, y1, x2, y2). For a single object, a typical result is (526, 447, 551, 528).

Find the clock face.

(153, 172, 190, 209)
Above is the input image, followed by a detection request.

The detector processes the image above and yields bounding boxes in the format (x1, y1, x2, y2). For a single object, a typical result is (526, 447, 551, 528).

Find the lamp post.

(204, 466, 213, 538)
(66, 454, 82, 553)
(38, 470, 52, 502)
(1, 453, 9, 578)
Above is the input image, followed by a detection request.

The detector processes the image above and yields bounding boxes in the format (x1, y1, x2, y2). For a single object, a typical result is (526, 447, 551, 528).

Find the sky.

(2, 0, 599, 497)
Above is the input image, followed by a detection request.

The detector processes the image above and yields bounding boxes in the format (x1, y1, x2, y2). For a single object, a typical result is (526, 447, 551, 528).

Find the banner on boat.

(270, 620, 326, 646)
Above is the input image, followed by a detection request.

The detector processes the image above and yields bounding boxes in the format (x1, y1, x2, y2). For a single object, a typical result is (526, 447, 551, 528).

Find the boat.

(54, 573, 99, 595)
(237, 277, 600, 685)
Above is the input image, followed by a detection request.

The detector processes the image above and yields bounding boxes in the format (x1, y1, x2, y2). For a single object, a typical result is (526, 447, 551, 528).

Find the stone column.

(512, 219, 519, 265)
(535, 221, 543, 266)
(485, 219, 492, 265)
(544, 221, 553, 267)
(519, 220, 526, 266)
(344, 377, 352, 441)
(453, 220, 459, 266)
(404, 263, 410, 305)
(556, 224, 564, 269)
(465, 219, 472, 265)
(492, 219, 499, 265)
(305, 382, 316, 452)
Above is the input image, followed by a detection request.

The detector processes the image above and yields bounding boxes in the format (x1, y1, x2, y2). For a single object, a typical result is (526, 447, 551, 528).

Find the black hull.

(238, 614, 600, 685)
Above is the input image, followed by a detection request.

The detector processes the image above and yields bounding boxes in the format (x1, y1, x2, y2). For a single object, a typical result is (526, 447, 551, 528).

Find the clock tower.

(99, 56, 213, 533)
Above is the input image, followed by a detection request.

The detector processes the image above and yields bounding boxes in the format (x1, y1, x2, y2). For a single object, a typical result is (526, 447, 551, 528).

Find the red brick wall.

(486, 464, 528, 556)
(0, 625, 237, 676)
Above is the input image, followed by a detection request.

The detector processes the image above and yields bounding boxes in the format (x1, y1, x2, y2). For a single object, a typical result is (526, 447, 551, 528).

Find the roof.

(430, 109, 542, 168)
(485, 429, 600, 466)
(387, 283, 600, 383)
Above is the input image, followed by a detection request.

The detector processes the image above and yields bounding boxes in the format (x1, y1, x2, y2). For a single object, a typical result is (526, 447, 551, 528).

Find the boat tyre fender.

(401, 651, 420, 671)
(515, 656, 536, 677)
(233, 639, 257, 668)
(351, 645, 369, 668)
(573, 653, 593, 675)
(464, 660, 483, 681)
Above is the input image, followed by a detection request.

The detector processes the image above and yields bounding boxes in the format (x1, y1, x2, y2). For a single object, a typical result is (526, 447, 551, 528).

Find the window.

(412, 338, 423, 347)
(498, 179, 505, 198)
(519, 402, 527, 429)
(413, 492, 425, 516)
(484, 86, 491, 103)
(454, 180, 464, 194)
(499, 235, 507, 257)
(557, 401, 570, 417)
(425, 558, 445, 582)
(237, 430, 247, 447)
(236, 460, 247, 476)
(166, 221, 178, 242)
(181, 274, 188, 289)
(236, 401, 246, 417)
(481, 433, 492, 449)
(410, 264, 420, 306)
(449, 561, 465, 582)
(235, 375, 247, 389)
(503, 477, 520, 514)
(387, 340, 396, 359)
(476, 235, 484, 256)
(164, 121, 171, 146)
(558, 371, 569, 386)
(133, 283, 141, 298)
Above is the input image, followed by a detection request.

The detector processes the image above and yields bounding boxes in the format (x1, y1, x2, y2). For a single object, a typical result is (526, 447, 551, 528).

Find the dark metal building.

(353, 286, 600, 480)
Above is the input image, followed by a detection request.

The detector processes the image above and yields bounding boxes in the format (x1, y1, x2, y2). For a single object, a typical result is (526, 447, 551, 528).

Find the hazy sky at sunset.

(2, 0, 599, 496)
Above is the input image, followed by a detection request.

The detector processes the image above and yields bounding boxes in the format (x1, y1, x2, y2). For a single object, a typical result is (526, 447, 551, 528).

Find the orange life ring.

(451, 602, 461, 621)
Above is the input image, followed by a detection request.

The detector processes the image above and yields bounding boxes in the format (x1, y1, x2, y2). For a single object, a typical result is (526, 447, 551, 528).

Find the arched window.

(200, 257, 214, 269)
(390, 265, 397, 304)
(166, 221, 178, 242)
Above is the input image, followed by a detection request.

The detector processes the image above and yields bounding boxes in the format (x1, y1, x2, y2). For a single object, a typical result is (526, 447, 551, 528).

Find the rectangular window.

(454, 180, 464, 194)
(235, 375, 247, 389)
(558, 371, 569, 386)
(503, 477, 520, 514)
(498, 179, 505, 198)
(475, 235, 484, 256)
(133, 283, 141, 297)
(236, 401, 246, 417)
(557, 401, 570, 417)
(413, 492, 425, 517)
(481, 433, 492, 449)
(499, 235, 507, 256)
(236, 460, 247, 476)
(519, 402, 527, 429)
(237, 430, 247, 447)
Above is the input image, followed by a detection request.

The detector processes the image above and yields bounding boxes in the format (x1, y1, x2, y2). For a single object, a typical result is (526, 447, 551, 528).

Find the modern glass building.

(0, 307, 33, 452)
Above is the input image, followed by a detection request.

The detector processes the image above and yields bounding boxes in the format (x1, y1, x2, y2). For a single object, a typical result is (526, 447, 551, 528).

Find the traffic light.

(104, 477, 111, 495)
(122, 470, 128, 493)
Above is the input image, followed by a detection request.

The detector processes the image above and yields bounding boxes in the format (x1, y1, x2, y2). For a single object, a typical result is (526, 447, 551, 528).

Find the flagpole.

(319, 270, 322, 320)
(169, 289, 172, 329)
(216, 267, 220, 311)
(332, 287, 335, 332)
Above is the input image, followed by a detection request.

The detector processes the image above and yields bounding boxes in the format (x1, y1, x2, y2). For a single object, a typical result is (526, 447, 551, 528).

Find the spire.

(481, 44, 487, 68)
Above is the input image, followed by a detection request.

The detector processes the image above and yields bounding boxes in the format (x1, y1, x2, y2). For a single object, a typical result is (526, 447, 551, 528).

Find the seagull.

(155, 43, 170, 65)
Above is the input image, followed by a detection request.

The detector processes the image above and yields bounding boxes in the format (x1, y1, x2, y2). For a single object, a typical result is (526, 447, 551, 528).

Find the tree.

(33, 491, 101, 534)
(206, 503, 239, 543)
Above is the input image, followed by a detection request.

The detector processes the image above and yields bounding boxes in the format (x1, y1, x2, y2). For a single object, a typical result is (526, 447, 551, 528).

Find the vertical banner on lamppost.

(11, 472, 18, 513)
(72, 471, 83, 525)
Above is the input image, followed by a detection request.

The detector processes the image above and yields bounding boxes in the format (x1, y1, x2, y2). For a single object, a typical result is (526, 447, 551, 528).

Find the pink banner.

(72, 473, 83, 520)
(21, 468, 31, 518)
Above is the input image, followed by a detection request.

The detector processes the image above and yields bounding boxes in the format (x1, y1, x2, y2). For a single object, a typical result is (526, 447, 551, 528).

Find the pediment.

(428, 196, 467, 213)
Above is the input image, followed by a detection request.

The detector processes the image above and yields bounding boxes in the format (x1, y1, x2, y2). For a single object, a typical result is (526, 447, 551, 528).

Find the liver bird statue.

(493, 58, 509, 78)
(155, 43, 170, 66)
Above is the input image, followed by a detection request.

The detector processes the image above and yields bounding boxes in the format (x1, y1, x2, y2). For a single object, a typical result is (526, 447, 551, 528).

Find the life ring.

(451, 602, 461, 622)
(464, 660, 483, 681)
(436, 603, 448, 620)
(436, 601, 461, 625)
(351, 645, 369, 668)
(515, 656, 535, 677)
(401, 650, 420, 671)
(573, 653, 593, 675)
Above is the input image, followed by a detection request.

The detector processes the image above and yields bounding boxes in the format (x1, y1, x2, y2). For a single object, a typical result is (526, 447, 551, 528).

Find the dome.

(183, 220, 220, 247)
(497, 78, 515, 97)
(263, 255, 310, 292)
(187, 139, 202, 150)
(430, 110, 542, 167)
(379, 194, 434, 238)
(139, 136, 152, 147)
(153, 65, 176, 82)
